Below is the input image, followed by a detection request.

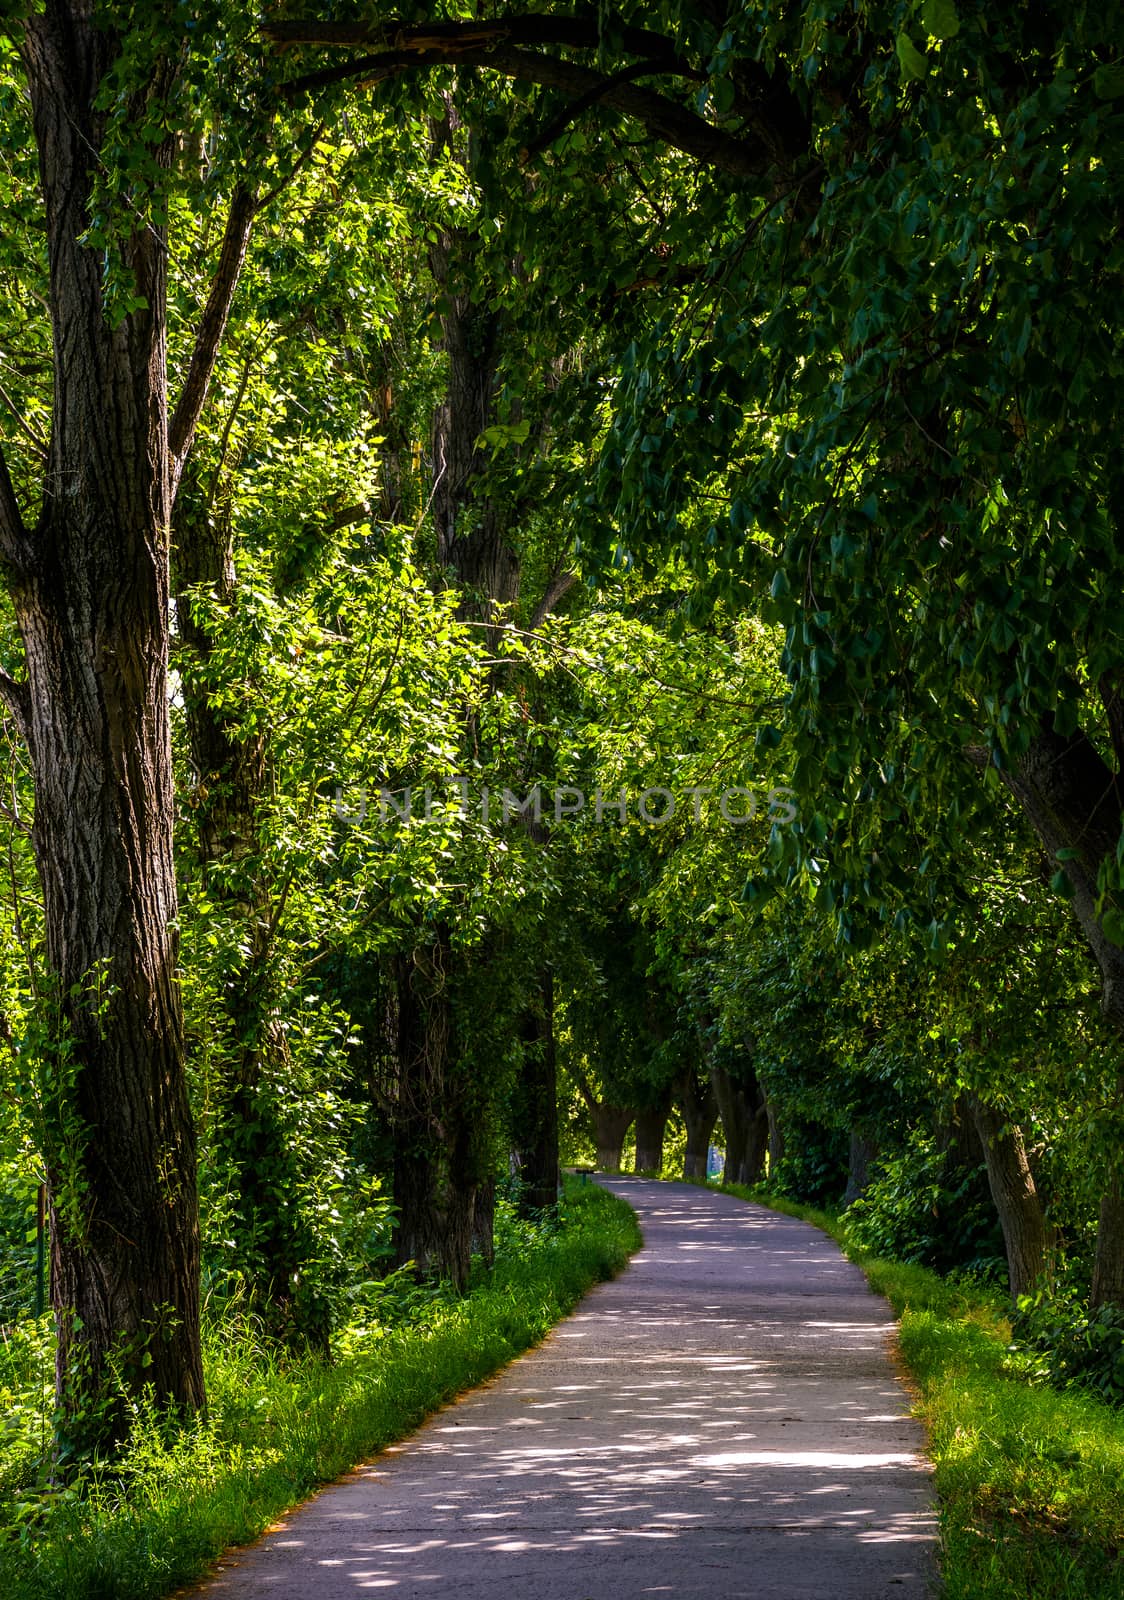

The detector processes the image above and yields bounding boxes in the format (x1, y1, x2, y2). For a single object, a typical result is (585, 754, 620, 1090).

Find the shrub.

(845, 1130, 1006, 1280)
(1012, 1287, 1124, 1408)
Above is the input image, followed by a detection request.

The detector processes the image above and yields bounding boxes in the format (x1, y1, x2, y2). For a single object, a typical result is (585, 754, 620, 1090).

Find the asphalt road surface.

(195, 1177, 937, 1599)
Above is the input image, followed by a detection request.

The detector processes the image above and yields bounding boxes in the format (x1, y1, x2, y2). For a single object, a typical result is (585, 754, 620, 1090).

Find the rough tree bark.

(589, 1102, 635, 1172)
(391, 938, 474, 1290)
(634, 1096, 672, 1174)
(967, 1094, 1052, 1300)
(711, 1063, 768, 1186)
(0, 7, 241, 1455)
(1092, 1175, 1124, 1310)
(389, 92, 574, 1272)
(512, 967, 560, 1213)
(998, 719, 1124, 1304)
(843, 1129, 879, 1206)
(678, 1068, 718, 1180)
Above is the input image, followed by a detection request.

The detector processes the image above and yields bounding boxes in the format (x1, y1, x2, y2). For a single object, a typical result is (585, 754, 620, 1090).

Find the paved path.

(197, 1178, 937, 1599)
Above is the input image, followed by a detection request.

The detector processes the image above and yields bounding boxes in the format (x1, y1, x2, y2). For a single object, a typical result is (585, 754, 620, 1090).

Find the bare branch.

(168, 184, 258, 502)
(0, 441, 32, 579)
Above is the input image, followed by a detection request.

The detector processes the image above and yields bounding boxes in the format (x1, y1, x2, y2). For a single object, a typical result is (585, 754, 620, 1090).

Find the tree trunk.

(1000, 725, 1124, 1036)
(174, 470, 328, 1349)
(513, 968, 560, 1213)
(967, 1095, 1052, 1300)
(1091, 1174, 1124, 1310)
(843, 1129, 880, 1206)
(711, 1065, 768, 1186)
(678, 1071, 718, 1181)
(471, 1178, 496, 1269)
(12, 10, 205, 1456)
(386, 122, 527, 1286)
(746, 1095, 769, 1186)
(711, 1065, 748, 1181)
(391, 937, 475, 1291)
(634, 1099, 671, 1174)
(766, 1097, 785, 1177)
(589, 1103, 634, 1172)
(991, 722, 1124, 1307)
(428, 112, 520, 632)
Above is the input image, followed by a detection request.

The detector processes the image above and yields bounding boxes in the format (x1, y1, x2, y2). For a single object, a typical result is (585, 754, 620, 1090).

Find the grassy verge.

(716, 1181, 1124, 1600)
(0, 1182, 640, 1600)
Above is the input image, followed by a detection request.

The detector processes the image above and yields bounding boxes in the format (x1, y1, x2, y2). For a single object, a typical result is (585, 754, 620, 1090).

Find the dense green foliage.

(1, 0, 1124, 1591)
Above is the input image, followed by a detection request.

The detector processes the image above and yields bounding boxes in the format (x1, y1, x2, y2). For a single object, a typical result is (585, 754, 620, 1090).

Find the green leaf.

(1094, 63, 1124, 100)
(896, 33, 928, 81)
(922, 0, 960, 40)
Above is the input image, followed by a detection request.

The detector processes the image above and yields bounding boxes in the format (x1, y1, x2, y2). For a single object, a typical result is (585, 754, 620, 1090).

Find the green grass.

(0, 1182, 641, 1600)
(717, 1181, 1124, 1600)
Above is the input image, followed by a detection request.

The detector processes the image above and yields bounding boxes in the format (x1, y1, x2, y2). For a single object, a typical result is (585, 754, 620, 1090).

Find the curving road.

(197, 1177, 937, 1599)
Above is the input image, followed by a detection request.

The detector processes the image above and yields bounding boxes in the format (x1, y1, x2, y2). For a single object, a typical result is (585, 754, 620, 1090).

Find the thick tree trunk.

(391, 937, 475, 1291)
(634, 1099, 671, 1174)
(387, 129, 527, 1286)
(711, 1065, 747, 1181)
(174, 472, 328, 1348)
(999, 723, 1124, 1306)
(428, 138, 520, 629)
(711, 1064, 768, 1186)
(766, 1097, 785, 1177)
(968, 1095, 1052, 1300)
(678, 1071, 718, 1181)
(471, 1178, 496, 1268)
(13, 10, 205, 1455)
(1091, 1174, 1124, 1310)
(1001, 725, 1124, 1034)
(843, 1129, 879, 1206)
(590, 1103, 634, 1172)
(513, 968, 560, 1213)
(745, 1094, 769, 1186)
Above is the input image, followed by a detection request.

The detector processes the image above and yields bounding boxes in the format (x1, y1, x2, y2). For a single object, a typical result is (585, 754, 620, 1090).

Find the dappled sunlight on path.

(198, 1180, 936, 1598)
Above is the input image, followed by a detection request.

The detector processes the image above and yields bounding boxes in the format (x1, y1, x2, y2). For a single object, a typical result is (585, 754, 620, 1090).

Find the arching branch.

(263, 17, 773, 178)
(265, 15, 694, 70)
(521, 58, 695, 160)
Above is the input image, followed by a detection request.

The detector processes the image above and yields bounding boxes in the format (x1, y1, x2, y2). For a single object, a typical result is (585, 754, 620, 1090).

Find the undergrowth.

(0, 1181, 640, 1600)
(718, 1179, 1124, 1600)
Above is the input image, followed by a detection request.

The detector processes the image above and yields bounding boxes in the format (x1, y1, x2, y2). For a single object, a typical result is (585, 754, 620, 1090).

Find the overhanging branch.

(0, 441, 31, 580)
(265, 15, 694, 70)
(281, 45, 764, 175)
(168, 184, 258, 503)
(264, 15, 770, 178)
(522, 58, 695, 160)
